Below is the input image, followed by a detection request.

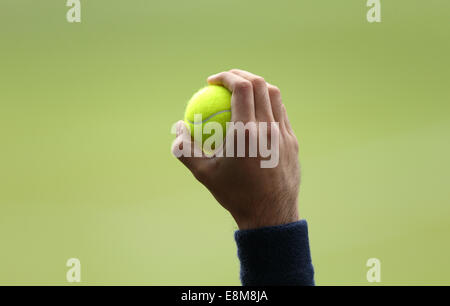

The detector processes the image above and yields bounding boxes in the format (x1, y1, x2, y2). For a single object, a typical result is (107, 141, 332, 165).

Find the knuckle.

(268, 85, 281, 96)
(248, 123, 258, 135)
(251, 76, 266, 87)
(216, 71, 228, 78)
(265, 125, 274, 139)
(234, 80, 252, 93)
(271, 122, 281, 135)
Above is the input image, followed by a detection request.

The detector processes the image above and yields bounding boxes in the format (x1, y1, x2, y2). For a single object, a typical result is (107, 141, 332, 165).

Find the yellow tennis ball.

(184, 85, 232, 149)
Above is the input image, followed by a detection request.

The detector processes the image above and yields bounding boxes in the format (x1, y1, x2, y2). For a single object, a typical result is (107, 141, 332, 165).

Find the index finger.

(207, 71, 255, 123)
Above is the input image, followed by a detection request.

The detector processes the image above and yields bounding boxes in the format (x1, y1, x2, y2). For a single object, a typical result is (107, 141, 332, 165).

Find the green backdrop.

(1, 0, 449, 285)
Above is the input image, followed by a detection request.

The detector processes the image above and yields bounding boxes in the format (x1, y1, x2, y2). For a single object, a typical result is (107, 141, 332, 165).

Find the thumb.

(171, 120, 210, 178)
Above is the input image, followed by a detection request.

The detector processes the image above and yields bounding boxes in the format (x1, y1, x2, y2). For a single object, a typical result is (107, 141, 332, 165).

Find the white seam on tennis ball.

(187, 109, 231, 124)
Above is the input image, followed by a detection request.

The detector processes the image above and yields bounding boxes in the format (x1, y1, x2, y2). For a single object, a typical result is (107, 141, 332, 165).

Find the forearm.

(234, 220, 315, 286)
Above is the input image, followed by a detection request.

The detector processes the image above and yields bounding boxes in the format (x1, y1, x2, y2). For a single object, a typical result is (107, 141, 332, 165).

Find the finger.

(281, 104, 295, 136)
(207, 71, 255, 123)
(229, 69, 274, 122)
(267, 83, 283, 124)
(172, 121, 210, 177)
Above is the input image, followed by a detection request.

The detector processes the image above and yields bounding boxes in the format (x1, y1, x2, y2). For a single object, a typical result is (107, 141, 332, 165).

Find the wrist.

(233, 207, 299, 230)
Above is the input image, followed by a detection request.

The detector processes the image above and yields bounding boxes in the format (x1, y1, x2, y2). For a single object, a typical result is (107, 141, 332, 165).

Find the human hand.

(172, 69, 300, 230)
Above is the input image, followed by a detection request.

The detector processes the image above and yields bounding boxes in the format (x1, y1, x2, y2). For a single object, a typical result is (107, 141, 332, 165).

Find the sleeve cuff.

(234, 220, 315, 286)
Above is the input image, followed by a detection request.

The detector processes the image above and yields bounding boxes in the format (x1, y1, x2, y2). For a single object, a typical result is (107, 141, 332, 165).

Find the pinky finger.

(282, 104, 295, 136)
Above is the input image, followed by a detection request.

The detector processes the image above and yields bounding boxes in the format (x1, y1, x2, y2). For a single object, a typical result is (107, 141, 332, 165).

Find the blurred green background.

(1, 0, 449, 285)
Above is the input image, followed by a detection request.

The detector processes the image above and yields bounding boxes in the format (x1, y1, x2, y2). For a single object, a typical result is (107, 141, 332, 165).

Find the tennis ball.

(184, 85, 232, 150)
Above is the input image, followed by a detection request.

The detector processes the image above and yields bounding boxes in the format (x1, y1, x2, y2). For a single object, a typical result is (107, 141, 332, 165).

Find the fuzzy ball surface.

(184, 85, 232, 149)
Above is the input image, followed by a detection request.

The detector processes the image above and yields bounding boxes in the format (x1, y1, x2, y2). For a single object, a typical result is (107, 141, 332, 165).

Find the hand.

(172, 69, 300, 230)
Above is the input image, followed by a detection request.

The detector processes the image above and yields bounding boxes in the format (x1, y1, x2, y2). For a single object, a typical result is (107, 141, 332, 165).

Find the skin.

(172, 69, 300, 230)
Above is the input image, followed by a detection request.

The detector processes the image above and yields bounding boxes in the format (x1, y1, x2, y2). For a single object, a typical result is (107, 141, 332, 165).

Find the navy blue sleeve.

(234, 220, 315, 286)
